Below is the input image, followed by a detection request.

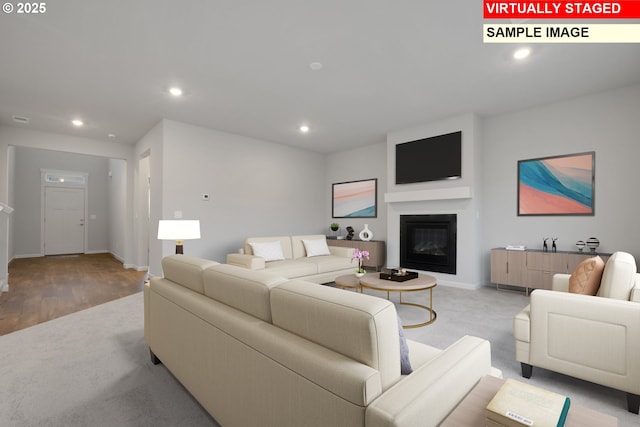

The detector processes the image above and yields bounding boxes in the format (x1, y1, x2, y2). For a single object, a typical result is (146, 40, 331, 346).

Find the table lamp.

(157, 220, 201, 254)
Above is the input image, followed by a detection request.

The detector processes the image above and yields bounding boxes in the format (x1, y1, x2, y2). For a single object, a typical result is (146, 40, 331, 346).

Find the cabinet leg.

(521, 363, 533, 379)
(627, 393, 640, 414)
(150, 348, 161, 365)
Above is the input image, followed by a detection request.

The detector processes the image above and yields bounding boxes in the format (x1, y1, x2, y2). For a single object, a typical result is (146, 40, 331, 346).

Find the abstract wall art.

(518, 152, 595, 216)
(332, 178, 377, 218)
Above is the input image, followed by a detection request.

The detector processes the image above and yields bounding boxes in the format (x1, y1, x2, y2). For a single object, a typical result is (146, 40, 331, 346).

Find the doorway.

(44, 187, 86, 255)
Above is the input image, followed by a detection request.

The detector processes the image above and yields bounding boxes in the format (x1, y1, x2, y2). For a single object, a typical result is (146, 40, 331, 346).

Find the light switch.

(90, 214, 97, 220)
(174, 211, 183, 219)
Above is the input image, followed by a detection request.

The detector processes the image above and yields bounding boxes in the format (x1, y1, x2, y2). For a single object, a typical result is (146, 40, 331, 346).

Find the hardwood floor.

(0, 253, 147, 336)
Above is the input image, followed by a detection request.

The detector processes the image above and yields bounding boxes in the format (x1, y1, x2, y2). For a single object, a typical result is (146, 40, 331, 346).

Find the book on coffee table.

(486, 378, 570, 427)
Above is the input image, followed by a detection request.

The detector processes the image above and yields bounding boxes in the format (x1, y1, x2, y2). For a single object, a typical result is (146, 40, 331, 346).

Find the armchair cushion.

(568, 255, 604, 295)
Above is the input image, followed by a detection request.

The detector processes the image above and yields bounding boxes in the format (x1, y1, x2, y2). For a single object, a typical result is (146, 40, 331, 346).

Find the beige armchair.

(514, 251, 640, 414)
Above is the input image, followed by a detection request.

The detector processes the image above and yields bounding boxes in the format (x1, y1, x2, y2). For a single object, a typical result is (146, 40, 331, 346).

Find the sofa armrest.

(226, 253, 265, 270)
(328, 245, 355, 258)
(365, 335, 492, 427)
(552, 273, 570, 292)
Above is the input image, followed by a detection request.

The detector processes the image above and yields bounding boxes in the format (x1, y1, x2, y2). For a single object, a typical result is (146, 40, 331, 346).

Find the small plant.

(352, 248, 370, 274)
(330, 223, 340, 231)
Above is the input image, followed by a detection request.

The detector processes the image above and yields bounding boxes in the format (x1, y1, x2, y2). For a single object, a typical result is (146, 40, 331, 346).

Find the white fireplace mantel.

(384, 186, 471, 204)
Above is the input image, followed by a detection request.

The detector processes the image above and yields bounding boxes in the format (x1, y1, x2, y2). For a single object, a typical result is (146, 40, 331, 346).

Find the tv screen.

(395, 131, 462, 184)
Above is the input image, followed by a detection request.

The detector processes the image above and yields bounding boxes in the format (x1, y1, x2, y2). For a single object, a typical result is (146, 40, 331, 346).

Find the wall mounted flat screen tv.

(395, 131, 462, 184)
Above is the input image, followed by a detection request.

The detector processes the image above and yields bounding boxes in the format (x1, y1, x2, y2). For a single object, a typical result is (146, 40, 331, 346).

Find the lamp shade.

(157, 220, 201, 240)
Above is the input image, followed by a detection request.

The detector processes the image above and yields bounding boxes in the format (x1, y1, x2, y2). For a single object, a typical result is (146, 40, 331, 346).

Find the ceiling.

(1, 1, 639, 154)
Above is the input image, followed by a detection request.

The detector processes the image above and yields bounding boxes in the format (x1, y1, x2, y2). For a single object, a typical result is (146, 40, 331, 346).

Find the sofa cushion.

(568, 256, 604, 295)
(297, 255, 354, 274)
(302, 238, 331, 257)
(597, 251, 637, 300)
(161, 255, 219, 294)
(203, 264, 288, 322)
(398, 317, 413, 375)
(245, 236, 292, 260)
(271, 280, 401, 390)
(248, 241, 285, 261)
(291, 234, 327, 259)
(263, 260, 318, 278)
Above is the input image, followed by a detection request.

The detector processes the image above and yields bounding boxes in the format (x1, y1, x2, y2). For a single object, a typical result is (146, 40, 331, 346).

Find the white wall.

(134, 121, 163, 275)
(142, 119, 327, 275)
(481, 84, 640, 277)
(108, 158, 127, 262)
(325, 141, 387, 242)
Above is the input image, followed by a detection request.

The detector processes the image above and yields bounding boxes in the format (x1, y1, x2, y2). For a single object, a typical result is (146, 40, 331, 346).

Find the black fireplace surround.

(400, 214, 457, 274)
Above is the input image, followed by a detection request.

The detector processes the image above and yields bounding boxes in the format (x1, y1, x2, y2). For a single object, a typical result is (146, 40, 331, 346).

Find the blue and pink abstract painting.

(518, 152, 594, 216)
(332, 179, 377, 218)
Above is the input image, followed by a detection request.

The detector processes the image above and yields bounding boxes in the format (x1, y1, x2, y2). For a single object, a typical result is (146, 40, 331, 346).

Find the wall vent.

(12, 115, 30, 124)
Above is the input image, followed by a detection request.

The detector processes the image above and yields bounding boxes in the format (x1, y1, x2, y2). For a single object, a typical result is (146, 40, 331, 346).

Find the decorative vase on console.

(352, 248, 370, 277)
(586, 237, 600, 253)
(359, 224, 373, 241)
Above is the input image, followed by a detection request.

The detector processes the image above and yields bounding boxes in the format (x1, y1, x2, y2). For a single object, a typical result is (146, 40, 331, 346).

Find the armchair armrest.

(366, 336, 492, 427)
(528, 289, 640, 394)
(552, 273, 570, 292)
(226, 253, 265, 270)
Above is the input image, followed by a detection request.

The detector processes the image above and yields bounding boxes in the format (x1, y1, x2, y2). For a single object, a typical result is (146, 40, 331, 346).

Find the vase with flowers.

(352, 248, 370, 277)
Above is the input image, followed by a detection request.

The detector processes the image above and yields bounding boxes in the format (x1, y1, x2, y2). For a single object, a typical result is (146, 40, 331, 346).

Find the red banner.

(484, 1, 640, 19)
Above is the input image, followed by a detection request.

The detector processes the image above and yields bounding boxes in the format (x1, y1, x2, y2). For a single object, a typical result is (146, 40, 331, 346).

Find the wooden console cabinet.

(327, 238, 385, 270)
(491, 248, 611, 293)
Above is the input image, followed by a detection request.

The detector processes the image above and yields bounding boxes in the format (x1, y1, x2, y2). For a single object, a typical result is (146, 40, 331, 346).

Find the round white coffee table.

(359, 273, 437, 328)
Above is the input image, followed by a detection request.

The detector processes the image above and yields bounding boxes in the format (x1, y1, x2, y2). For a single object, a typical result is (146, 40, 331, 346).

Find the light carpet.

(0, 285, 636, 426)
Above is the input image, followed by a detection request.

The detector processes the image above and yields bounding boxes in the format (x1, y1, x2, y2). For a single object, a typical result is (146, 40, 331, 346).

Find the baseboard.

(14, 253, 43, 259)
(437, 280, 483, 291)
(85, 250, 109, 255)
(1, 279, 8, 292)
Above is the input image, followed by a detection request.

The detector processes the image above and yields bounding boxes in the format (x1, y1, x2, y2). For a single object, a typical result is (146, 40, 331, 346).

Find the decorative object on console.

(552, 237, 558, 253)
(543, 237, 549, 252)
(518, 151, 595, 216)
(359, 224, 373, 241)
(345, 226, 354, 240)
(157, 220, 201, 254)
(575, 240, 586, 252)
(332, 178, 377, 218)
(329, 222, 340, 238)
(352, 248, 369, 277)
(586, 237, 600, 253)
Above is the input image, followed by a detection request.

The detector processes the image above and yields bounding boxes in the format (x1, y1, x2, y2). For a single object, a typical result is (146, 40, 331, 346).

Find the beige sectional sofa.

(145, 254, 498, 427)
(226, 234, 356, 283)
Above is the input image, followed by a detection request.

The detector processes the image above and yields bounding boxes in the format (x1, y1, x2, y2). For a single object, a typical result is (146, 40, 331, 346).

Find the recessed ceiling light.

(169, 87, 183, 96)
(107, 133, 116, 139)
(12, 115, 29, 124)
(71, 119, 84, 127)
(309, 62, 323, 71)
(513, 48, 530, 60)
(299, 125, 310, 133)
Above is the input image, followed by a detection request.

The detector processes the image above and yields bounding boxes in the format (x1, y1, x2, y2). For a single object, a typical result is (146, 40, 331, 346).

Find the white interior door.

(44, 187, 85, 255)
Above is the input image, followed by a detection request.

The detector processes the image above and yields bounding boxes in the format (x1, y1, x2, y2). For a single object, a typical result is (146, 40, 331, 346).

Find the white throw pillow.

(302, 238, 331, 257)
(249, 241, 285, 261)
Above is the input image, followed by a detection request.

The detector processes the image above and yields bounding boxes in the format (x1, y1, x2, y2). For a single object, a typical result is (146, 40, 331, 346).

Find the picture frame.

(332, 178, 377, 218)
(518, 151, 595, 216)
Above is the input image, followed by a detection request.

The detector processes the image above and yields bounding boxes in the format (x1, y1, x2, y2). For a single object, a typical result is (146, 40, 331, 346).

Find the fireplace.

(400, 214, 457, 274)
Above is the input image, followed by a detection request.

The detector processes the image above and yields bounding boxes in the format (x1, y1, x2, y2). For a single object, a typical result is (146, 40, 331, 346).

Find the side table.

(441, 375, 617, 427)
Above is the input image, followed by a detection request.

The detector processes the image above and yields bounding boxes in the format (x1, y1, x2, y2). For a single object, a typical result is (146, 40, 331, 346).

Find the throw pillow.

(568, 256, 604, 295)
(248, 241, 285, 262)
(302, 238, 331, 257)
(397, 317, 413, 375)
